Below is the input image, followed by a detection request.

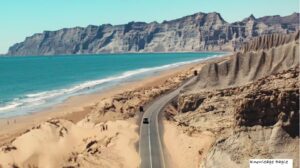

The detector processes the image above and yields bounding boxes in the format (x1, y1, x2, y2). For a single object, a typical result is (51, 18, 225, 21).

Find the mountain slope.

(7, 12, 299, 56)
(164, 32, 299, 168)
(184, 31, 299, 91)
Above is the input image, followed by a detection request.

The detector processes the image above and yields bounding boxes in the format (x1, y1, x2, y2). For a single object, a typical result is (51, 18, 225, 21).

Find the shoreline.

(0, 52, 231, 119)
(0, 61, 196, 145)
(0, 53, 231, 146)
(0, 52, 228, 118)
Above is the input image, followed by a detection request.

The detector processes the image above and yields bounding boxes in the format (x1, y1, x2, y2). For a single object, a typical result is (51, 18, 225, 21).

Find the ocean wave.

(0, 54, 224, 115)
(0, 102, 23, 111)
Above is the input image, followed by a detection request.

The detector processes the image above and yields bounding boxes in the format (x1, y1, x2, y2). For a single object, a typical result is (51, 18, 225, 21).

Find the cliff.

(164, 32, 300, 167)
(199, 68, 299, 168)
(184, 31, 299, 91)
(7, 12, 299, 56)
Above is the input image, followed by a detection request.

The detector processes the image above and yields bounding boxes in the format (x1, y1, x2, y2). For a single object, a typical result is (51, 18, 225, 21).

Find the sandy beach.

(0, 61, 196, 143)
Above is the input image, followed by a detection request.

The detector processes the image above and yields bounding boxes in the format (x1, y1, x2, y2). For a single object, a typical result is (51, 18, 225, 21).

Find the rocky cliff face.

(200, 68, 299, 168)
(168, 68, 299, 168)
(7, 12, 299, 56)
(165, 32, 300, 168)
(242, 31, 299, 52)
(184, 31, 299, 91)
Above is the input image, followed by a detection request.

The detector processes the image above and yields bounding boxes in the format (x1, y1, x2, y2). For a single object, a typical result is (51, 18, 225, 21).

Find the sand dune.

(0, 119, 140, 168)
(163, 121, 215, 168)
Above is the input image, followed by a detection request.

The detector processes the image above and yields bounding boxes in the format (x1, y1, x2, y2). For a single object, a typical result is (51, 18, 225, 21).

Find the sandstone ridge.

(185, 31, 299, 91)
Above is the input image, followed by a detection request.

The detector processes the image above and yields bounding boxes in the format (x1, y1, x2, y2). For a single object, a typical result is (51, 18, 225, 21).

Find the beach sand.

(0, 55, 229, 167)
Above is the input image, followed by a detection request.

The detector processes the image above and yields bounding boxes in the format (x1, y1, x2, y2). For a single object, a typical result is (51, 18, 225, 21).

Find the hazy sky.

(0, 0, 299, 53)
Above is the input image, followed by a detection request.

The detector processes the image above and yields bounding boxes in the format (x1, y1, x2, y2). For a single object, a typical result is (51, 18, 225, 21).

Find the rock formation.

(184, 31, 299, 90)
(200, 68, 299, 168)
(165, 32, 300, 168)
(7, 12, 299, 56)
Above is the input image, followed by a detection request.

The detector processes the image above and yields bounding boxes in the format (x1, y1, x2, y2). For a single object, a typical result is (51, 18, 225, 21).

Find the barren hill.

(185, 31, 299, 91)
(164, 32, 300, 168)
(7, 12, 299, 56)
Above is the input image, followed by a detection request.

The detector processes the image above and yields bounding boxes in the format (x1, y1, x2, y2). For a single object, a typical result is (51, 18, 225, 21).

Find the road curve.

(139, 76, 196, 168)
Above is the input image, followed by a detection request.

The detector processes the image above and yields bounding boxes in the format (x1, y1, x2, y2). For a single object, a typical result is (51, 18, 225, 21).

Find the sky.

(0, 0, 299, 54)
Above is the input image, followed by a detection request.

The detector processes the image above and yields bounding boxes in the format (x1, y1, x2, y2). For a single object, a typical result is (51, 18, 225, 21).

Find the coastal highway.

(139, 76, 196, 168)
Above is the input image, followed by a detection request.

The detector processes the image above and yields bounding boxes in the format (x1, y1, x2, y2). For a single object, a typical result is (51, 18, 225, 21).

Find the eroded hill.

(164, 32, 300, 168)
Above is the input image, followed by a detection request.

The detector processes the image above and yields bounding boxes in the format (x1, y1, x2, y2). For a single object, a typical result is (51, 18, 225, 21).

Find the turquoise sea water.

(0, 53, 222, 118)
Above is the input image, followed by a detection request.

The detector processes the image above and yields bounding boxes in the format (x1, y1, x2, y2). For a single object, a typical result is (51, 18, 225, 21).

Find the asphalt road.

(139, 76, 196, 168)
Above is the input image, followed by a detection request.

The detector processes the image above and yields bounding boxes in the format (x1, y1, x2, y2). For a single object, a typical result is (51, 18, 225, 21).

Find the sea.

(0, 52, 223, 118)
